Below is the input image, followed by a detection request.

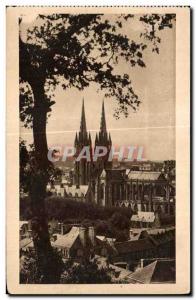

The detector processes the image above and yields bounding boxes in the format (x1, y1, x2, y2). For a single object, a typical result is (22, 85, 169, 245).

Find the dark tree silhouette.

(19, 13, 175, 282)
(61, 259, 112, 283)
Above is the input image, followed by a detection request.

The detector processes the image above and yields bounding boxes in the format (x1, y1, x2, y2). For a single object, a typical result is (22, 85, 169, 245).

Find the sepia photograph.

(6, 6, 190, 295)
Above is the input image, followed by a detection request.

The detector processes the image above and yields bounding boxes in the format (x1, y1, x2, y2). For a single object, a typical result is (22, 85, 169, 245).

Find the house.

(148, 227, 175, 258)
(95, 233, 157, 269)
(20, 221, 29, 239)
(20, 237, 34, 256)
(52, 226, 96, 259)
(114, 238, 156, 265)
(130, 211, 161, 228)
(128, 259, 175, 283)
(20, 220, 32, 240)
(128, 229, 149, 241)
(95, 236, 117, 257)
(128, 226, 175, 258)
(95, 255, 133, 282)
(96, 226, 175, 270)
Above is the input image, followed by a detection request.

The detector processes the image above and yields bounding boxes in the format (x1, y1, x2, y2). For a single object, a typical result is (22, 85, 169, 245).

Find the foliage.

(109, 212, 130, 230)
(140, 14, 175, 53)
(20, 253, 40, 283)
(19, 13, 175, 283)
(20, 196, 132, 221)
(20, 196, 131, 241)
(20, 139, 63, 193)
(163, 160, 176, 180)
(20, 13, 176, 123)
(20, 248, 64, 283)
(61, 259, 112, 283)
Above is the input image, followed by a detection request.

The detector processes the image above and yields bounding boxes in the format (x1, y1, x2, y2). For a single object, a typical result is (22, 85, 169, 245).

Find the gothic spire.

(88, 132, 92, 144)
(95, 133, 98, 145)
(100, 100, 107, 133)
(109, 132, 112, 145)
(74, 132, 78, 146)
(80, 98, 87, 134)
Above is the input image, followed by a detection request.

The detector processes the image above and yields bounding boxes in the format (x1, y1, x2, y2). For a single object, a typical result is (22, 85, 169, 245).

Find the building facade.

(71, 100, 175, 215)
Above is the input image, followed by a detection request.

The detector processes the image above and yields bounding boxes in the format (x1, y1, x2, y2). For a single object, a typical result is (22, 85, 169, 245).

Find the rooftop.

(115, 238, 155, 255)
(128, 171, 164, 181)
(20, 238, 33, 250)
(64, 185, 88, 197)
(53, 226, 80, 249)
(129, 259, 175, 283)
(131, 211, 156, 223)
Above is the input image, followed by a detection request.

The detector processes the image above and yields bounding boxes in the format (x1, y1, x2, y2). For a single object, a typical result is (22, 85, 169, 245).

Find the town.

(20, 100, 176, 284)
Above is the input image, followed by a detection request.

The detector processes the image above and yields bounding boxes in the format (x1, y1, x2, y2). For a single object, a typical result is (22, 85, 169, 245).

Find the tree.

(163, 160, 176, 180)
(61, 259, 112, 283)
(109, 212, 130, 230)
(19, 13, 175, 282)
(20, 249, 64, 283)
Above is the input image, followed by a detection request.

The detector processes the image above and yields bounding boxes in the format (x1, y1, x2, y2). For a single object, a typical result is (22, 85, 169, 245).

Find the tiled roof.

(126, 169, 131, 176)
(20, 238, 33, 250)
(130, 227, 175, 236)
(96, 235, 106, 241)
(147, 226, 175, 235)
(129, 260, 175, 283)
(129, 231, 144, 241)
(115, 238, 155, 255)
(53, 226, 80, 249)
(64, 185, 88, 197)
(128, 171, 163, 181)
(131, 211, 155, 223)
(106, 169, 126, 180)
(129, 260, 157, 283)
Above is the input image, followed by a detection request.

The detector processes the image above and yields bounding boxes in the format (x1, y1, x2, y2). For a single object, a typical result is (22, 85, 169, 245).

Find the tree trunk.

(19, 36, 63, 282)
(29, 80, 62, 283)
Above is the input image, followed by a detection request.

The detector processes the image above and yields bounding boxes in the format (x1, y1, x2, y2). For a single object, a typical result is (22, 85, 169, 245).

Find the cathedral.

(73, 100, 112, 184)
(73, 99, 112, 206)
(70, 99, 175, 215)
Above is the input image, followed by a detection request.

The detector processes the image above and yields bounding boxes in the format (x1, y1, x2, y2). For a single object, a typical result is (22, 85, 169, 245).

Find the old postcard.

(6, 6, 190, 294)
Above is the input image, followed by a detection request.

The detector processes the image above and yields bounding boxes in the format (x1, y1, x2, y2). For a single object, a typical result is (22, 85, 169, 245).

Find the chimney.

(27, 229, 32, 238)
(129, 229, 134, 240)
(79, 226, 86, 247)
(28, 220, 31, 231)
(140, 259, 144, 269)
(88, 226, 95, 246)
(60, 223, 65, 235)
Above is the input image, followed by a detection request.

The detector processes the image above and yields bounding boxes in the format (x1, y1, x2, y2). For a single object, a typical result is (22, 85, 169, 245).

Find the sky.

(20, 14, 176, 161)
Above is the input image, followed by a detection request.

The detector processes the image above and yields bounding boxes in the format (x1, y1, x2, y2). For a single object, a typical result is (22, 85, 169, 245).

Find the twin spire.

(80, 99, 87, 133)
(100, 101, 107, 133)
(80, 99, 107, 134)
(75, 99, 111, 147)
